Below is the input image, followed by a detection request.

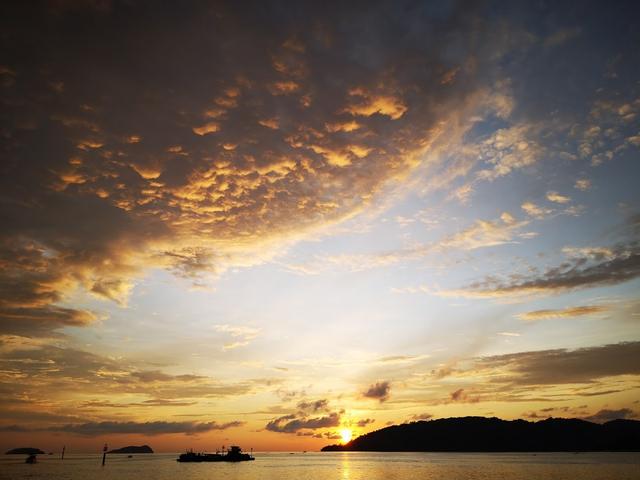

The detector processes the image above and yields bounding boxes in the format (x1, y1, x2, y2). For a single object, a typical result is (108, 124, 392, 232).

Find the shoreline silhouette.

(322, 416, 640, 452)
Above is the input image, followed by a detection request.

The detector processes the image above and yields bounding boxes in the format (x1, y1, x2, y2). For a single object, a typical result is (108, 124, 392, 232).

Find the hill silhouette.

(322, 417, 640, 452)
(5, 447, 45, 455)
(108, 445, 153, 454)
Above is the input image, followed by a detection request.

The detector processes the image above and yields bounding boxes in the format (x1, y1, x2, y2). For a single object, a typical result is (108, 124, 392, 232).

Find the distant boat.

(25, 454, 37, 464)
(177, 446, 254, 463)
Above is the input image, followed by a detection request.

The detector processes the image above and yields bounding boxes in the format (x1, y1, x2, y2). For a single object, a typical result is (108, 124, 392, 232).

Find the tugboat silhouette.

(177, 445, 254, 462)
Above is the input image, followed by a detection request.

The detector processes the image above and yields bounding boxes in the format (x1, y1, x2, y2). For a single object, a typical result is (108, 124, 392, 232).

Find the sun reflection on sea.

(340, 452, 351, 480)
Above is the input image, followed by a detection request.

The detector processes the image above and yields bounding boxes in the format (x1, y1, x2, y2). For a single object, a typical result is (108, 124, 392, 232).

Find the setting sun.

(340, 429, 353, 444)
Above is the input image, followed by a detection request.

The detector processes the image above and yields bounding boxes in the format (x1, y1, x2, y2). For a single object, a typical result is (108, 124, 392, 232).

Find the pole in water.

(102, 443, 108, 466)
(61, 446, 65, 460)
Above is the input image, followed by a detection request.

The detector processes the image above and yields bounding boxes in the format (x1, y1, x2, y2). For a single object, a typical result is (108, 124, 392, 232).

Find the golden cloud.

(518, 305, 609, 321)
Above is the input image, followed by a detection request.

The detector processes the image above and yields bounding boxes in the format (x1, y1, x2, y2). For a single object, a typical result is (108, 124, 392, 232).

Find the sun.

(340, 428, 352, 444)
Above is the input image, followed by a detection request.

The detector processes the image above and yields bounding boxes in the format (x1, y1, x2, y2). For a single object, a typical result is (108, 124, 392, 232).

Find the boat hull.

(177, 453, 254, 462)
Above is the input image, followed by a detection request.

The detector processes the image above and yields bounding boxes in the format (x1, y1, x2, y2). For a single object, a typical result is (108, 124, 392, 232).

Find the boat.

(25, 454, 37, 464)
(177, 446, 254, 462)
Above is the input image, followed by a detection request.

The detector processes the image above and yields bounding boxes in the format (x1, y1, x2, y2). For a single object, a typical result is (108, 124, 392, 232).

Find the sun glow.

(340, 428, 353, 444)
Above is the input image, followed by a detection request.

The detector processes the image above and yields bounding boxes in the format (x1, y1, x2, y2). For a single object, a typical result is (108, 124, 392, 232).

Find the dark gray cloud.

(417, 342, 640, 405)
(583, 408, 637, 423)
(522, 405, 591, 420)
(0, 420, 244, 436)
(0, 408, 87, 425)
(409, 413, 433, 421)
(363, 381, 391, 402)
(475, 342, 640, 385)
(80, 399, 197, 408)
(265, 412, 340, 434)
(449, 388, 480, 403)
(455, 242, 640, 298)
(129, 370, 207, 383)
(0, 239, 98, 335)
(297, 399, 329, 413)
(265, 399, 341, 434)
(356, 418, 375, 427)
(0, 339, 267, 423)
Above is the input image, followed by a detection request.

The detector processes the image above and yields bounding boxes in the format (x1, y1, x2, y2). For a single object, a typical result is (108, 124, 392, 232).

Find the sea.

(1, 452, 639, 480)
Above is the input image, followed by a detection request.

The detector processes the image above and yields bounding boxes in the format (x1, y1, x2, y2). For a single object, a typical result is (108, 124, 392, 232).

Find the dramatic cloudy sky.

(1, 0, 639, 452)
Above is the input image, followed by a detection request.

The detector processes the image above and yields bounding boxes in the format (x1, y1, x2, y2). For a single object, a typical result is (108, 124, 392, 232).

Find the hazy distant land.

(108, 445, 154, 454)
(5, 448, 45, 455)
(322, 417, 640, 452)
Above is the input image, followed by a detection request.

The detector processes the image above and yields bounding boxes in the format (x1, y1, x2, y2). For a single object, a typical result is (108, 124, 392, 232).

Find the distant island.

(108, 445, 154, 454)
(5, 448, 45, 455)
(322, 417, 640, 452)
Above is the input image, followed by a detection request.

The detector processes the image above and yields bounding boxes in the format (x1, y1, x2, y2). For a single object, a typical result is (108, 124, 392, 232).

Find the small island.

(322, 417, 640, 452)
(108, 445, 154, 454)
(5, 448, 45, 455)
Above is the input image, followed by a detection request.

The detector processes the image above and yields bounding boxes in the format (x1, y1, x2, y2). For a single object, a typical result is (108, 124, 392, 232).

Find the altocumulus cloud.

(0, 0, 516, 336)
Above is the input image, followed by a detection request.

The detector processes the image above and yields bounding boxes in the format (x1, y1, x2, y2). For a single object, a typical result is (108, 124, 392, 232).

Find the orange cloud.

(192, 122, 220, 135)
(344, 88, 407, 119)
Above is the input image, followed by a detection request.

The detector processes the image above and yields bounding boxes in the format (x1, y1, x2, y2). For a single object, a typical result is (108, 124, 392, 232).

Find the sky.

(0, 0, 639, 453)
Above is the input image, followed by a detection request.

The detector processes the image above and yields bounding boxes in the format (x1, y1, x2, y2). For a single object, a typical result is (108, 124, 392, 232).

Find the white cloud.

(521, 201, 552, 219)
(546, 191, 571, 204)
(574, 178, 592, 191)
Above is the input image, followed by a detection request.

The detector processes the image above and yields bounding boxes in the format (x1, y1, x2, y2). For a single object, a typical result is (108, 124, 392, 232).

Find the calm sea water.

(1, 452, 639, 480)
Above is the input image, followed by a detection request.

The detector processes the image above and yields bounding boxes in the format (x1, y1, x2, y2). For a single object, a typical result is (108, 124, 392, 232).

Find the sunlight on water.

(1, 452, 639, 480)
(341, 452, 351, 480)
